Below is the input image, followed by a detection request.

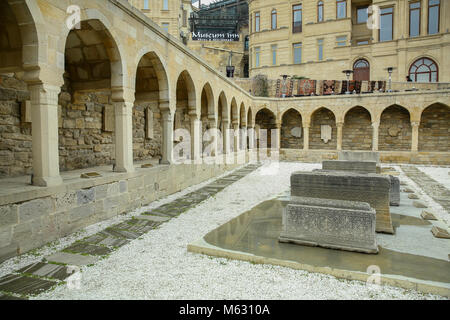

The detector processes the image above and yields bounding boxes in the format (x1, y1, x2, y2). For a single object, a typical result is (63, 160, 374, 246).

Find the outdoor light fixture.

(342, 70, 353, 94)
(386, 67, 395, 92)
(280, 75, 290, 98)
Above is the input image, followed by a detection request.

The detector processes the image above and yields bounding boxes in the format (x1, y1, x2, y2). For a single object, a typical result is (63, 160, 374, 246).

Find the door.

(353, 59, 370, 81)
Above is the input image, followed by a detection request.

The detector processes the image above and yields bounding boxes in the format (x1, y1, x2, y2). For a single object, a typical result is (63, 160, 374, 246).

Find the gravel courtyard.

(1, 162, 448, 300)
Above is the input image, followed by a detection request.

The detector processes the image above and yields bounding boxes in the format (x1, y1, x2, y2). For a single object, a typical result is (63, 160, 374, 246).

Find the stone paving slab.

(45, 252, 100, 266)
(17, 262, 71, 281)
(101, 227, 143, 240)
(135, 215, 170, 223)
(63, 242, 113, 256)
(0, 274, 57, 296)
(0, 293, 26, 300)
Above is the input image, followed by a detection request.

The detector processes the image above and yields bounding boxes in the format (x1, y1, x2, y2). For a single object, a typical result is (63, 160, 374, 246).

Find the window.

(409, 58, 438, 82)
(255, 47, 260, 67)
(143, 0, 149, 10)
(255, 12, 260, 32)
(337, 0, 347, 19)
(293, 43, 302, 64)
(318, 1, 324, 22)
(293, 4, 302, 33)
(183, 10, 187, 27)
(271, 10, 277, 30)
(163, 0, 168, 10)
(409, 2, 421, 37)
(379, 7, 393, 42)
(244, 36, 249, 51)
(336, 36, 347, 46)
(356, 39, 369, 45)
(318, 39, 324, 61)
(162, 23, 169, 33)
(428, 0, 440, 35)
(357, 6, 368, 24)
(271, 45, 277, 65)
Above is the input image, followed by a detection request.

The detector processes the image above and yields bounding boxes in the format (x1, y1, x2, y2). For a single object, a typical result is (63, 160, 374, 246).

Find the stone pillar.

(248, 126, 255, 149)
(233, 122, 240, 153)
(223, 120, 230, 154)
(336, 122, 344, 151)
(411, 121, 420, 152)
(240, 125, 247, 150)
(372, 121, 380, 151)
(303, 125, 310, 150)
(161, 110, 174, 164)
(113, 100, 134, 173)
(275, 123, 281, 150)
(30, 83, 63, 186)
(190, 115, 201, 162)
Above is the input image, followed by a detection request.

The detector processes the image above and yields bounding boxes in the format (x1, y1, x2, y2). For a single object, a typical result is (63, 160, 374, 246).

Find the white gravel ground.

(26, 162, 445, 300)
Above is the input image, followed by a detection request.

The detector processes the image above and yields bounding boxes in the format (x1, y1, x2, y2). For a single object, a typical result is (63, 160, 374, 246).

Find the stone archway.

(255, 108, 276, 149)
(281, 109, 303, 149)
(342, 106, 372, 150)
(419, 103, 450, 152)
(310, 107, 337, 150)
(379, 105, 411, 151)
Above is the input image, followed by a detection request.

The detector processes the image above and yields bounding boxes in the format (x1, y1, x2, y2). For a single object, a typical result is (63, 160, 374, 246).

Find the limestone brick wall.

(310, 108, 337, 150)
(58, 80, 115, 171)
(342, 107, 372, 151)
(0, 74, 32, 177)
(0, 162, 242, 263)
(255, 109, 276, 148)
(379, 105, 412, 151)
(132, 104, 162, 161)
(418, 104, 450, 152)
(281, 109, 303, 149)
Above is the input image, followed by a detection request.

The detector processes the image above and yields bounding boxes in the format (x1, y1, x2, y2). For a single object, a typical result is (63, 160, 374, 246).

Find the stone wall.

(281, 109, 303, 149)
(0, 74, 32, 177)
(0, 161, 243, 262)
(379, 105, 412, 151)
(255, 109, 276, 148)
(310, 108, 337, 150)
(419, 104, 450, 152)
(58, 80, 115, 171)
(133, 103, 162, 161)
(342, 107, 372, 150)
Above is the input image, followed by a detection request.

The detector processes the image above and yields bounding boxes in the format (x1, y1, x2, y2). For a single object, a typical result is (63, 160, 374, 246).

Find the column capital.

(372, 121, 380, 128)
(411, 121, 420, 128)
(302, 122, 311, 128)
(161, 109, 173, 121)
(336, 121, 344, 128)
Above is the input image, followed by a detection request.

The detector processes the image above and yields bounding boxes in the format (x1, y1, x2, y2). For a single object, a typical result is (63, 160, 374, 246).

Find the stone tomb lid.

(290, 196, 374, 212)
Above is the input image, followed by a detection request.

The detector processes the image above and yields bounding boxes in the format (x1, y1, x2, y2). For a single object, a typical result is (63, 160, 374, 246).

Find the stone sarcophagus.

(279, 196, 378, 254)
(338, 151, 380, 163)
(290, 171, 394, 234)
(322, 160, 377, 174)
(389, 175, 400, 206)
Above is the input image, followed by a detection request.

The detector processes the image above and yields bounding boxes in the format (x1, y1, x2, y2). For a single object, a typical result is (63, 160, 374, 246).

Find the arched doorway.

(353, 59, 370, 81)
(409, 58, 438, 82)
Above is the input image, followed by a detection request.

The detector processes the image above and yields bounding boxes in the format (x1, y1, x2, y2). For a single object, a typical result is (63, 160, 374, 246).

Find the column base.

(114, 165, 135, 173)
(32, 175, 63, 187)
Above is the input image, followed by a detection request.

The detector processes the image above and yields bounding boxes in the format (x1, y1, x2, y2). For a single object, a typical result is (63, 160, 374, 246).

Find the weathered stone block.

(18, 198, 53, 222)
(389, 175, 400, 206)
(291, 171, 394, 234)
(338, 151, 380, 163)
(0, 205, 18, 226)
(279, 196, 378, 254)
(76, 188, 95, 205)
(322, 160, 377, 173)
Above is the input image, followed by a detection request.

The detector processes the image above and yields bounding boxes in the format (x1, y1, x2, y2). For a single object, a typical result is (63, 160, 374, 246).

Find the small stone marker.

(413, 201, 428, 209)
(279, 196, 378, 254)
(322, 160, 377, 174)
(81, 172, 102, 179)
(389, 176, 400, 206)
(431, 226, 450, 239)
(408, 194, 419, 199)
(141, 163, 154, 168)
(421, 210, 437, 220)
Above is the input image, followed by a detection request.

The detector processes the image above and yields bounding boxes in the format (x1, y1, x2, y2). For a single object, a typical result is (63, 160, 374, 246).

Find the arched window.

(318, 1, 324, 22)
(353, 59, 370, 81)
(271, 9, 277, 29)
(409, 58, 438, 82)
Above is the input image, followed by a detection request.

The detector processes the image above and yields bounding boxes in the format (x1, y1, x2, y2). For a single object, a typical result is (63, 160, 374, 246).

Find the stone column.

(240, 125, 247, 150)
(113, 100, 134, 173)
(248, 126, 255, 149)
(336, 122, 344, 151)
(303, 125, 310, 150)
(30, 83, 63, 186)
(233, 122, 240, 153)
(161, 110, 174, 164)
(411, 121, 420, 152)
(190, 115, 201, 163)
(223, 119, 230, 154)
(275, 123, 281, 150)
(372, 121, 380, 151)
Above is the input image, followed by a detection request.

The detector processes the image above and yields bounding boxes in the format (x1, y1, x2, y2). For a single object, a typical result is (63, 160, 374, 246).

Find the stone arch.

(231, 97, 238, 124)
(418, 103, 450, 152)
(255, 108, 276, 149)
(310, 107, 337, 150)
(132, 51, 170, 163)
(379, 105, 412, 151)
(247, 107, 253, 127)
(342, 106, 372, 150)
(239, 103, 246, 127)
(57, 18, 128, 171)
(281, 108, 303, 149)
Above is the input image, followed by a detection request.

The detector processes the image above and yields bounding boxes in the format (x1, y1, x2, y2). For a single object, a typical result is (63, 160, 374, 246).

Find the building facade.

(248, 0, 450, 82)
